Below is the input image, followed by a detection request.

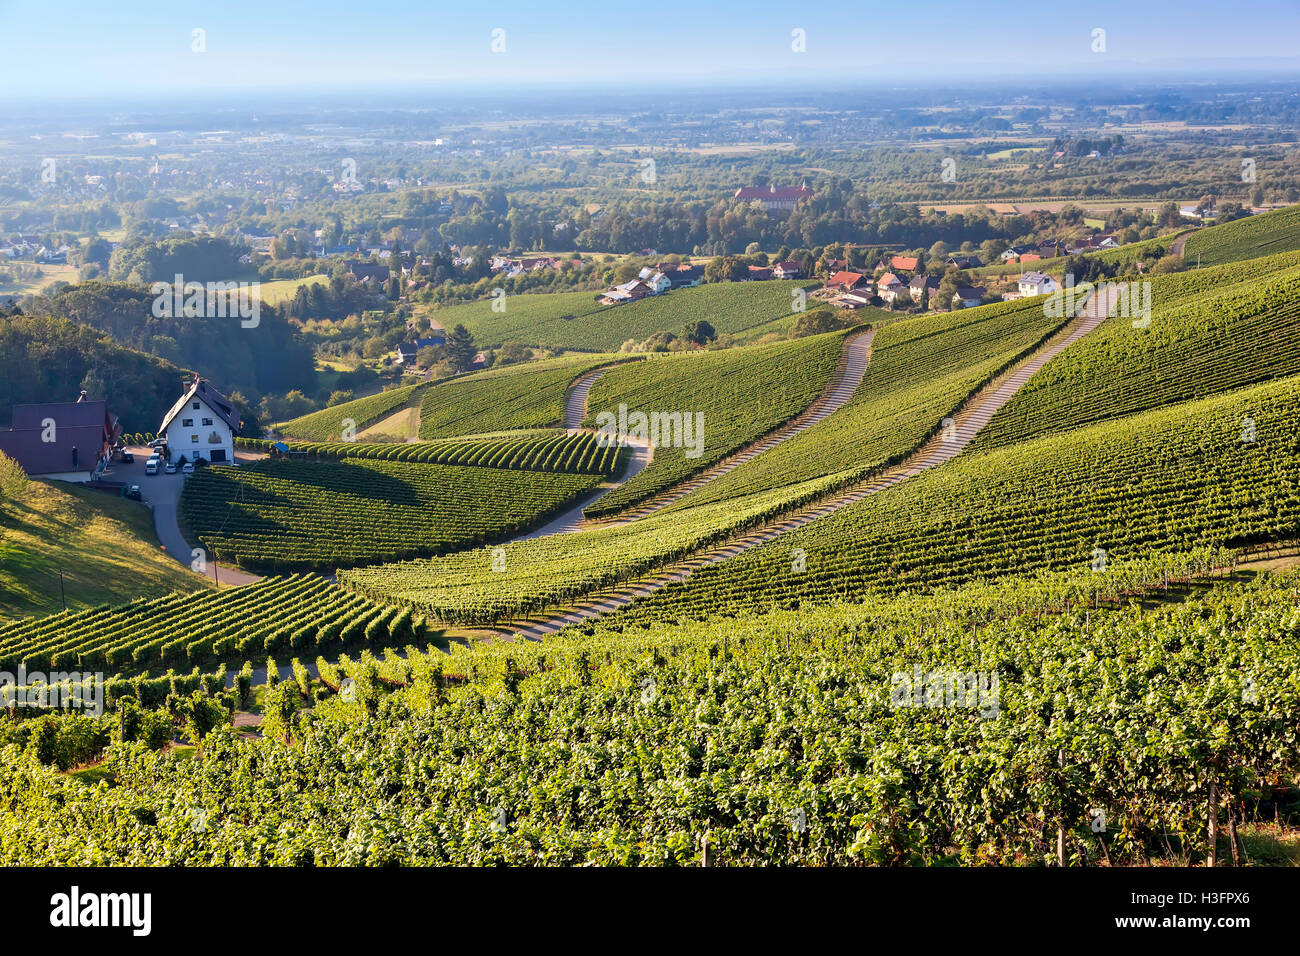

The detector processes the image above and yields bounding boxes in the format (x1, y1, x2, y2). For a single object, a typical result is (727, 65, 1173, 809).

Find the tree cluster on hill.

(0, 314, 190, 431)
(24, 281, 316, 400)
(107, 234, 248, 284)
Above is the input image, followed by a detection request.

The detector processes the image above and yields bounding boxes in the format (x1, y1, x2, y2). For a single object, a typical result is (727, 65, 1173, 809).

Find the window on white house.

(192, 402, 200, 410)
(191, 435, 198, 443)
(182, 418, 193, 426)
(202, 418, 213, 426)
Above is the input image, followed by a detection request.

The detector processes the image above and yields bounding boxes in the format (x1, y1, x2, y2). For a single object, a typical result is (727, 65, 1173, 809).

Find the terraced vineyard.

(659, 296, 1072, 511)
(277, 383, 425, 441)
(418, 354, 630, 439)
(6, 569, 1297, 866)
(615, 374, 1300, 623)
(0, 574, 415, 674)
(579, 330, 848, 516)
(968, 251, 1300, 453)
(181, 458, 604, 572)
(425, 280, 815, 351)
(236, 430, 624, 476)
(1183, 203, 1300, 266)
(337, 474, 838, 625)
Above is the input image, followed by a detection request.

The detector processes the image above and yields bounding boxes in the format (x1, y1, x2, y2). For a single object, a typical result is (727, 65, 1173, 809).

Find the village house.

(348, 261, 390, 283)
(889, 255, 919, 273)
(746, 265, 774, 281)
(158, 376, 241, 464)
(909, 274, 941, 304)
(878, 274, 910, 305)
(947, 254, 982, 270)
(875, 272, 904, 294)
(825, 270, 867, 291)
(772, 261, 804, 279)
(835, 289, 875, 310)
(953, 286, 988, 309)
(1018, 271, 1061, 296)
(396, 333, 448, 366)
(0, 393, 121, 482)
(733, 184, 813, 213)
(999, 244, 1037, 263)
(599, 279, 653, 305)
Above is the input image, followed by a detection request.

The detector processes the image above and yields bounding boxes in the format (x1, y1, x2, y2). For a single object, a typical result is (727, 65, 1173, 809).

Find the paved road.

(507, 288, 1119, 639)
(105, 446, 262, 587)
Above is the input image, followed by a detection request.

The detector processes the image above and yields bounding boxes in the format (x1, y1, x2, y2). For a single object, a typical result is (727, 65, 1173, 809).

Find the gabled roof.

(826, 270, 865, 288)
(890, 255, 919, 271)
(877, 272, 902, 287)
(954, 286, 986, 299)
(160, 378, 241, 436)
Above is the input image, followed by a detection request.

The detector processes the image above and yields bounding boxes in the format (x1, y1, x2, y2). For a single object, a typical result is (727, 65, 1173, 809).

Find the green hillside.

(0, 456, 207, 620)
(180, 457, 605, 573)
(277, 383, 424, 441)
(661, 297, 1070, 511)
(417, 353, 627, 438)
(1182, 203, 1300, 266)
(580, 329, 848, 516)
(618, 373, 1300, 622)
(969, 250, 1300, 453)
(425, 280, 815, 350)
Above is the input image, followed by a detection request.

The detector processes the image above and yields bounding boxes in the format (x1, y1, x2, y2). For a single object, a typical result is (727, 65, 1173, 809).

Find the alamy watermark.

(151, 273, 260, 328)
(889, 666, 1001, 718)
(0, 667, 105, 716)
(594, 404, 705, 458)
(1043, 273, 1150, 324)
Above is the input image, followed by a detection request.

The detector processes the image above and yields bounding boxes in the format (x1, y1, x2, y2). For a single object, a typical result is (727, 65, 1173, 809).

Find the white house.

(1018, 271, 1061, 297)
(158, 376, 241, 464)
(646, 271, 672, 294)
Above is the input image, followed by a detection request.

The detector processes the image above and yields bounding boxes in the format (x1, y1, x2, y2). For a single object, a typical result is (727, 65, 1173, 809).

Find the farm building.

(826, 270, 866, 291)
(0, 393, 121, 482)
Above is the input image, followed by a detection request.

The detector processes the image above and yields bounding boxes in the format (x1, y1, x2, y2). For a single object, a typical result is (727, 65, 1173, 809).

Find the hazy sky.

(2, 0, 1299, 99)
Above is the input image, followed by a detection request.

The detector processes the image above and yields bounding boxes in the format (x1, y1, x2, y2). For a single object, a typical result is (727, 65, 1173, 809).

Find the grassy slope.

(424, 280, 815, 350)
(1183, 203, 1300, 266)
(0, 478, 205, 620)
(277, 383, 424, 441)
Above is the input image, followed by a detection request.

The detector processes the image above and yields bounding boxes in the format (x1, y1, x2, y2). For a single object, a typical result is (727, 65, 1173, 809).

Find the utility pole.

(58, 570, 66, 610)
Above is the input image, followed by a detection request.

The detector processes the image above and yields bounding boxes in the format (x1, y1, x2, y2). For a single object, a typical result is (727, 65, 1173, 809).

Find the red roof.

(826, 270, 865, 289)
(890, 256, 919, 271)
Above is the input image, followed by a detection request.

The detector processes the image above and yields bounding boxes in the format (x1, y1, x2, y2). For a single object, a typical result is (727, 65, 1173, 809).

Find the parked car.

(147, 438, 167, 449)
(120, 450, 134, 463)
(123, 485, 142, 501)
(182, 462, 195, 476)
(145, 459, 159, 476)
(164, 461, 177, 475)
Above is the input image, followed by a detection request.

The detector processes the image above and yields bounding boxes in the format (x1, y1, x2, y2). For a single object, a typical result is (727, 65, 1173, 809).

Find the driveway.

(103, 446, 262, 587)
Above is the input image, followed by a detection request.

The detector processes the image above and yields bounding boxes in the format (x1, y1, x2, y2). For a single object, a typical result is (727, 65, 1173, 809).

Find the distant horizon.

(4, 60, 1300, 113)
(2, 0, 1299, 103)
